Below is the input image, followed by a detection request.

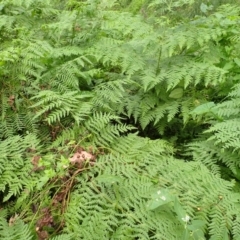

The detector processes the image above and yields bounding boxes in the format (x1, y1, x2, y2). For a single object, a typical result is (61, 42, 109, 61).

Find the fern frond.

(31, 90, 92, 125)
(85, 112, 135, 147)
(64, 135, 240, 239)
(0, 134, 40, 202)
(49, 234, 73, 240)
(0, 212, 33, 240)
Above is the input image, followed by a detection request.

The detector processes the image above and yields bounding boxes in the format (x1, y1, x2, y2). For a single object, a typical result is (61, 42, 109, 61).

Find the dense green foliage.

(1, 0, 240, 239)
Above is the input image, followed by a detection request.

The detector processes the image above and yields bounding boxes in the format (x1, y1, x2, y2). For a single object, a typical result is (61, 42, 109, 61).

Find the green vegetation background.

(0, 0, 240, 239)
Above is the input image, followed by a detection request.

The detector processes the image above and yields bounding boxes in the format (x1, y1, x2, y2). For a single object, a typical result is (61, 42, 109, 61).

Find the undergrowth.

(1, 0, 240, 239)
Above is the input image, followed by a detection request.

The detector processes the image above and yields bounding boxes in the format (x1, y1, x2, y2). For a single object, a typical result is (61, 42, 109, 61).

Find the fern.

(0, 209, 72, 240)
(64, 135, 240, 239)
(1, 0, 240, 239)
(30, 90, 92, 125)
(188, 81, 240, 179)
(0, 134, 41, 202)
(85, 112, 135, 148)
(0, 211, 33, 240)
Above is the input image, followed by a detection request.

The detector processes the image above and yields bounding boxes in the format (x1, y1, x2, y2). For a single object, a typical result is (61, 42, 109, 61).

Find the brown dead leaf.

(31, 155, 41, 166)
(31, 156, 44, 172)
(7, 95, 16, 110)
(69, 151, 94, 164)
(9, 214, 19, 226)
(36, 230, 48, 240)
(36, 207, 53, 229)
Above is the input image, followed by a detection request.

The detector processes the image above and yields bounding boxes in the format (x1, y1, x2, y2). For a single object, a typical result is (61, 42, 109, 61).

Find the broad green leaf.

(223, 62, 234, 70)
(147, 189, 174, 210)
(200, 3, 208, 14)
(169, 88, 183, 99)
(181, 229, 191, 240)
(192, 229, 205, 240)
(187, 220, 205, 231)
(234, 58, 240, 67)
(191, 102, 215, 115)
(174, 198, 188, 223)
(36, 176, 50, 190)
